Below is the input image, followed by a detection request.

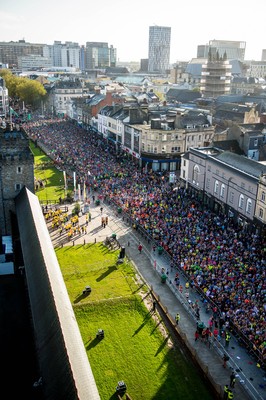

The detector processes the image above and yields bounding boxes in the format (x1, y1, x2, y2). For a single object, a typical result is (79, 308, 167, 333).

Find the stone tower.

(0, 123, 34, 235)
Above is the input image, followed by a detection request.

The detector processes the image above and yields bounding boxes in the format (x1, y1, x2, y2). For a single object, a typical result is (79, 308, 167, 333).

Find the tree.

(0, 69, 47, 108)
(17, 78, 46, 108)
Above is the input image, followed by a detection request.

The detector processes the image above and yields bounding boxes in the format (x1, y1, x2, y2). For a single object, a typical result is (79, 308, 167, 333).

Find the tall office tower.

(197, 40, 246, 61)
(109, 45, 117, 67)
(200, 50, 232, 98)
(148, 26, 171, 74)
(262, 49, 266, 61)
(85, 42, 116, 70)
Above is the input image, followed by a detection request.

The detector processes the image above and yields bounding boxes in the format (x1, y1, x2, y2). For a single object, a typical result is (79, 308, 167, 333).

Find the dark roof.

(99, 105, 115, 116)
(86, 94, 105, 106)
(178, 113, 210, 127)
(105, 66, 129, 74)
(212, 140, 244, 155)
(213, 151, 266, 178)
(166, 89, 201, 103)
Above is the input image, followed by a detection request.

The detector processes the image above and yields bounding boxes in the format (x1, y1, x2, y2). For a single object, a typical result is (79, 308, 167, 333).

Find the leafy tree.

(17, 78, 46, 107)
(0, 69, 47, 108)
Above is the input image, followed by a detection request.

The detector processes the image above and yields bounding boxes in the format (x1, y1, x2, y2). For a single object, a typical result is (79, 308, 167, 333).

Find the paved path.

(48, 197, 266, 400)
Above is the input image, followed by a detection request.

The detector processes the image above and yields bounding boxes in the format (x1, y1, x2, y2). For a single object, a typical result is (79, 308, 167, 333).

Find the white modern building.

(148, 26, 171, 74)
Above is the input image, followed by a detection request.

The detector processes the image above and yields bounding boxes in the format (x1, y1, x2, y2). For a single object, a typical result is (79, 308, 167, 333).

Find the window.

(147, 144, 151, 152)
(182, 170, 186, 179)
(207, 165, 211, 172)
(192, 165, 200, 183)
(206, 178, 210, 189)
(161, 146, 166, 153)
(259, 208, 264, 219)
(17, 166, 22, 174)
(229, 191, 234, 203)
(154, 147, 157, 154)
(238, 194, 244, 209)
(254, 139, 258, 147)
(199, 135, 202, 141)
(171, 146, 180, 153)
(15, 183, 22, 191)
(220, 184, 225, 198)
(183, 160, 186, 167)
(261, 191, 266, 202)
(214, 180, 219, 194)
(246, 198, 252, 214)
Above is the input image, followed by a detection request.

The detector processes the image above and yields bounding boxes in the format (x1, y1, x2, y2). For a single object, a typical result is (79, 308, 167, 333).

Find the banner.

(73, 171, 76, 191)
(10, 107, 19, 117)
(63, 171, 67, 191)
(83, 181, 86, 201)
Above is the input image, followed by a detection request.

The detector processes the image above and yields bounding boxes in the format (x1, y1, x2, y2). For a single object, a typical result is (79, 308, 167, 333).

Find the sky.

(0, 0, 265, 63)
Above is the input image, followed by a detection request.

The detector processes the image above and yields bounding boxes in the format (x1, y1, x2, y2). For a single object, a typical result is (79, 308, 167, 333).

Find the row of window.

(213, 180, 252, 213)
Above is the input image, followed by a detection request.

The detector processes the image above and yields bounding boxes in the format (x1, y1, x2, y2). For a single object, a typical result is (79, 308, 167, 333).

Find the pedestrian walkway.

(50, 197, 266, 400)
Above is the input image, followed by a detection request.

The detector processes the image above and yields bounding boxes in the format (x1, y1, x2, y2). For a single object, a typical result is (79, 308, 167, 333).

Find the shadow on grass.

(86, 336, 103, 351)
(132, 283, 145, 294)
(96, 265, 117, 282)
(74, 291, 91, 304)
(109, 392, 123, 400)
(150, 319, 163, 335)
(154, 335, 170, 357)
(132, 312, 152, 337)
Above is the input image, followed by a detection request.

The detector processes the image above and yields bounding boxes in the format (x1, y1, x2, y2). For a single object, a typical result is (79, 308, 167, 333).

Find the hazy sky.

(1, 0, 265, 63)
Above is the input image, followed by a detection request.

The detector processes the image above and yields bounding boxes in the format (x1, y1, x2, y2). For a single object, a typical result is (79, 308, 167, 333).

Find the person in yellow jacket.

(223, 384, 229, 400)
(227, 388, 234, 399)
(175, 312, 180, 325)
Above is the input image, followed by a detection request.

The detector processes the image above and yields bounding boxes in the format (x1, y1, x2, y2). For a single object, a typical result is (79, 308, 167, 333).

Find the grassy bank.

(56, 244, 213, 400)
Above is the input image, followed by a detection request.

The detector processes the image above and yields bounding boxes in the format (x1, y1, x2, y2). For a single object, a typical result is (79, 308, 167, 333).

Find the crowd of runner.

(24, 117, 266, 367)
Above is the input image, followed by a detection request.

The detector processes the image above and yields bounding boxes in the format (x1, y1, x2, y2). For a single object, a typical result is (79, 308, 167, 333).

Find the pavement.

(48, 195, 266, 400)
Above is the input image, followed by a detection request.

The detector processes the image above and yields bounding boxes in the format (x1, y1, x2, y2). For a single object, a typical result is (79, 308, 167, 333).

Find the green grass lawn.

(56, 244, 213, 400)
(30, 141, 73, 203)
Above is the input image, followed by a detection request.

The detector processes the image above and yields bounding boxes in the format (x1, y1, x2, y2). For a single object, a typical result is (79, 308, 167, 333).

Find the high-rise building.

(85, 42, 116, 70)
(197, 40, 246, 61)
(148, 26, 171, 74)
(261, 49, 266, 62)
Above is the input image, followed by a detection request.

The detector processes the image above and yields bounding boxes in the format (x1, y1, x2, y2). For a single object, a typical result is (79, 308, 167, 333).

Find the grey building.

(85, 42, 115, 70)
(227, 123, 266, 161)
(180, 147, 266, 230)
(197, 40, 246, 62)
(148, 26, 171, 74)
